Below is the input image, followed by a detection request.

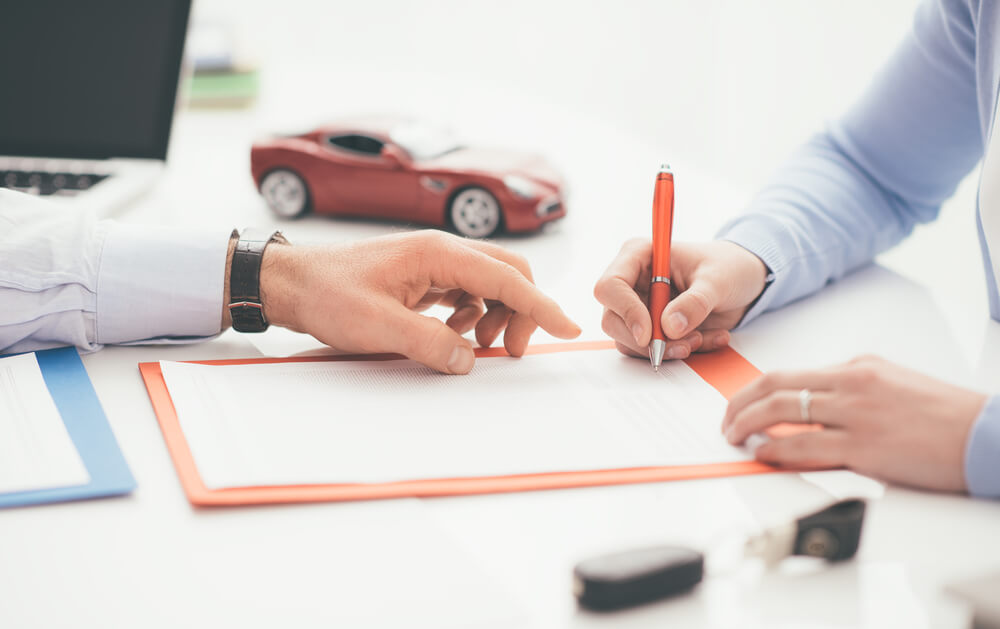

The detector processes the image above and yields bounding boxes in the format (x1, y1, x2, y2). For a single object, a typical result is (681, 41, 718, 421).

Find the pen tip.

(659, 163, 672, 173)
(649, 339, 665, 371)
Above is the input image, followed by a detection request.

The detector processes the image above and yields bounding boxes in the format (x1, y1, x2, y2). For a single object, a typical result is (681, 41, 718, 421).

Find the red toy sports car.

(250, 116, 566, 238)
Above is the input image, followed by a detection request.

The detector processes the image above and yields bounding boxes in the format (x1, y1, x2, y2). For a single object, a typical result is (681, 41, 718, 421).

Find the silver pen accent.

(648, 276, 671, 371)
(649, 339, 666, 371)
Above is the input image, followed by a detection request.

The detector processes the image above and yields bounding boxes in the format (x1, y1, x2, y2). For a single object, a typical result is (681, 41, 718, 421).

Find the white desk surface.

(5, 34, 1000, 628)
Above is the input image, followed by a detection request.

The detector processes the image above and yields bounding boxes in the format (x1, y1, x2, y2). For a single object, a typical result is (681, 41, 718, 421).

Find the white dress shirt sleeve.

(0, 189, 231, 354)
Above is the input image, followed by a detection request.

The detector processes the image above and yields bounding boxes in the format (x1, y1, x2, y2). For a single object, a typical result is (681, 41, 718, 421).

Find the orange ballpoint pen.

(649, 164, 675, 370)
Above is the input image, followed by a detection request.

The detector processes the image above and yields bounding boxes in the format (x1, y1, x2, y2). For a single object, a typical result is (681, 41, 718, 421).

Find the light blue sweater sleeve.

(718, 0, 981, 316)
(716, 0, 1000, 497)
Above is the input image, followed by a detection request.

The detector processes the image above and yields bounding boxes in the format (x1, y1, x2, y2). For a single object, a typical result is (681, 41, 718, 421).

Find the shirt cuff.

(715, 216, 790, 328)
(96, 223, 231, 345)
(965, 395, 1000, 498)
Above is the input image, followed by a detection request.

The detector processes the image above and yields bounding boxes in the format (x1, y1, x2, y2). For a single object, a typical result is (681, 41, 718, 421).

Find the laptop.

(0, 0, 192, 215)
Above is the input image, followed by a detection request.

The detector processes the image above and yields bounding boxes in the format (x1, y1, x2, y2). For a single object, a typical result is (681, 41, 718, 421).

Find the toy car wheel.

(449, 187, 501, 238)
(260, 169, 310, 218)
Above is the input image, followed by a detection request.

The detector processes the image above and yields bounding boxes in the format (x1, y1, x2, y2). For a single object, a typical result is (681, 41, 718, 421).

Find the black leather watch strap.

(229, 228, 285, 333)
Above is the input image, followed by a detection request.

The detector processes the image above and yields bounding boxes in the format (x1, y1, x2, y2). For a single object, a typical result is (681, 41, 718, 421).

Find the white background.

(195, 0, 920, 191)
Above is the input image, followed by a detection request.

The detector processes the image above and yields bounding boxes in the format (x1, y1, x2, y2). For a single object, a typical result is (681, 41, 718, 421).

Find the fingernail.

(630, 323, 643, 344)
(724, 428, 736, 444)
(666, 345, 687, 360)
(666, 312, 687, 337)
(447, 345, 475, 374)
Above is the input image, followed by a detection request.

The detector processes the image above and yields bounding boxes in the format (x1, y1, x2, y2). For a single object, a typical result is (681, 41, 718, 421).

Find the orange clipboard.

(139, 340, 784, 507)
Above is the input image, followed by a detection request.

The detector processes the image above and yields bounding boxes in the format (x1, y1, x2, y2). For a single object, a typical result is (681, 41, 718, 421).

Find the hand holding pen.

(593, 169, 770, 363)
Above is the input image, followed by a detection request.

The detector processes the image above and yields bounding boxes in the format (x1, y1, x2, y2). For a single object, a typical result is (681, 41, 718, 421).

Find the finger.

(754, 429, 851, 470)
(411, 287, 452, 312)
(445, 293, 485, 335)
(432, 240, 580, 339)
(664, 331, 703, 360)
(454, 241, 537, 352)
(384, 305, 477, 374)
(436, 288, 471, 308)
(593, 239, 653, 346)
(602, 309, 702, 359)
(615, 341, 646, 359)
(724, 390, 840, 445)
(601, 309, 645, 355)
(660, 277, 726, 339)
(503, 311, 538, 356)
(722, 368, 838, 430)
(461, 239, 535, 282)
(695, 329, 730, 353)
(475, 303, 512, 348)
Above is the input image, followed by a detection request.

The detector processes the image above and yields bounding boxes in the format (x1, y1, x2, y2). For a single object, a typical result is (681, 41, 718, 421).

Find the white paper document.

(0, 353, 90, 493)
(160, 349, 751, 489)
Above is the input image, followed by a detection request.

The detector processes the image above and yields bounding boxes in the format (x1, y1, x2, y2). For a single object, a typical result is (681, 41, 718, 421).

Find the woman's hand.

(722, 355, 988, 492)
(593, 239, 769, 360)
(253, 230, 581, 374)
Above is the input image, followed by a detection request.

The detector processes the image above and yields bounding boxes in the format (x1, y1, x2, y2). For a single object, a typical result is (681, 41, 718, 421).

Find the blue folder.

(0, 347, 135, 508)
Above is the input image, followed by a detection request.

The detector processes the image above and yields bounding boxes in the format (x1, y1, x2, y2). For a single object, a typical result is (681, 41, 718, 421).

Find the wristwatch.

(228, 228, 288, 333)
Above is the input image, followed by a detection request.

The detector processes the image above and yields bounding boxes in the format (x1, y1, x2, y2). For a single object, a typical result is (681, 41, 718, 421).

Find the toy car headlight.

(503, 175, 538, 200)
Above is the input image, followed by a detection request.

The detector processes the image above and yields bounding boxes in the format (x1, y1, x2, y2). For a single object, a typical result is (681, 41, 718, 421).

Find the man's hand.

(722, 355, 988, 492)
(593, 239, 769, 360)
(250, 230, 581, 374)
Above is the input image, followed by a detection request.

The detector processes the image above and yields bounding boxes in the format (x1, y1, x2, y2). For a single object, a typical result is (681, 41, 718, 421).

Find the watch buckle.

(229, 301, 264, 311)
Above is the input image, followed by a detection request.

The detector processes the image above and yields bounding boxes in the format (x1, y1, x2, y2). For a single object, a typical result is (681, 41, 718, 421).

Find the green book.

(185, 69, 259, 108)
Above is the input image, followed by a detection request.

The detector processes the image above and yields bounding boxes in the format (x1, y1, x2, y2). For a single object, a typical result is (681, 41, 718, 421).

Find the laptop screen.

(0, 0, 191, 161)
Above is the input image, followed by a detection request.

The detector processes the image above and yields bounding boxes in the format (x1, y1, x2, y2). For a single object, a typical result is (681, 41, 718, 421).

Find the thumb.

(661, 277, 721, 339)
(386, 305, 477, 374)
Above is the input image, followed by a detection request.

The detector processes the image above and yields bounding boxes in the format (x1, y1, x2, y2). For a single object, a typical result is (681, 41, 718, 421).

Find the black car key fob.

(746, 498, 867, 564)
(573, 545, 704, 611)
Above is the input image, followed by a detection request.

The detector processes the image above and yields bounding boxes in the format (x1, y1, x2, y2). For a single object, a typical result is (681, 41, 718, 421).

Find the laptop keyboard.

(0, 169, 110, 196)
